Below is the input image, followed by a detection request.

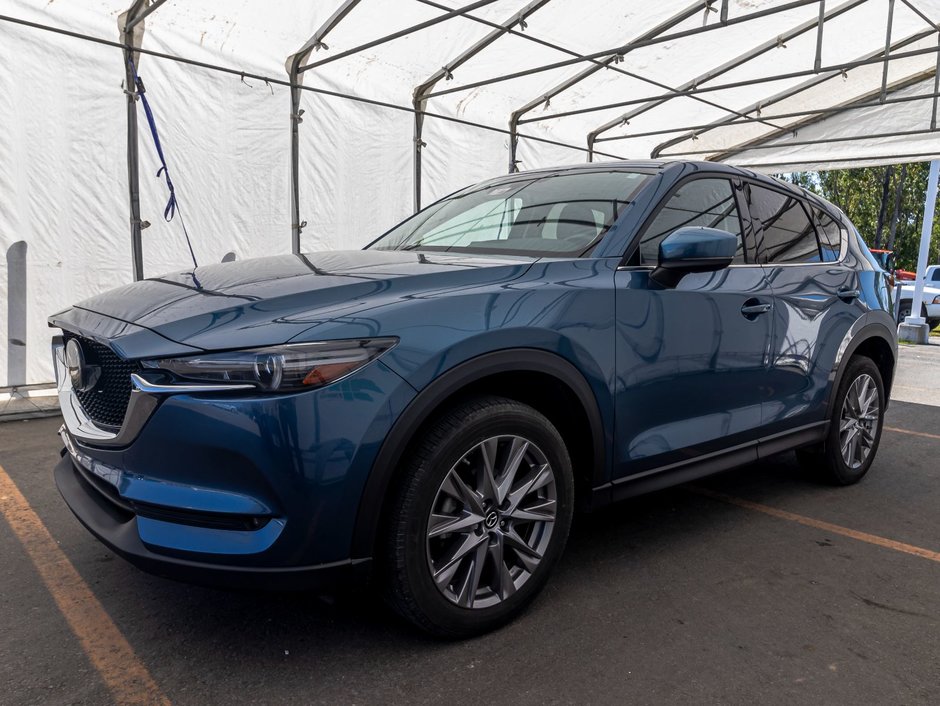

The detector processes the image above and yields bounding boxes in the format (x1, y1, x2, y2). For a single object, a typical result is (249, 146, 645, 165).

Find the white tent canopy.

(2, 0, 939, 386)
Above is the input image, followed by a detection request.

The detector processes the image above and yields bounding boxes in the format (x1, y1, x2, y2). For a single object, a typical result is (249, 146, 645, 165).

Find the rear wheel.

(383, 396, 574, 637)
(797, 357, 885, 485)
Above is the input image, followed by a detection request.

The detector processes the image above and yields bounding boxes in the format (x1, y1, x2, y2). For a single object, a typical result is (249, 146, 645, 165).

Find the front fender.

(349, 347, 609, 560)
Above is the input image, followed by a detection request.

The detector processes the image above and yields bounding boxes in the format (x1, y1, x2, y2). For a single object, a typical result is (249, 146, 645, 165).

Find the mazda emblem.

(65, 339, 100, 392)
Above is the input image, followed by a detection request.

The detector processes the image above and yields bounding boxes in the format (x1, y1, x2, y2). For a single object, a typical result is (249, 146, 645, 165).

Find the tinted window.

(369, 170, 650, 256)
(750, 185, 821, 264)
(810, 207, 842, 262)
(932, 269, 940, 282)
(638, 178, 745, 265)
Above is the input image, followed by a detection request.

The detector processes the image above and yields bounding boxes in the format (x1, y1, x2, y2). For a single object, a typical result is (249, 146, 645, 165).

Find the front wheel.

(383, 396, 574, 637)
(797, 357, 885, 485)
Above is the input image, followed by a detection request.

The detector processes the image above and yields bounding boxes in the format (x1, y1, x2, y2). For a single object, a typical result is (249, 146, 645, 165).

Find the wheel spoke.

(841, 426, 858, 460)
(506, 463, 552, 514)
(488, 533, 516, 600)
(496, 438, 529, 505)
(849, 432, 862, 467)
(477, 438, 500, 504)
(507, 498, 556, 523)
(504, 527, 543, 572)
(455, 541, 489, 608)
(428, 511, 483, 538)
(440, 468, 484, 515)
(433, 531, 487, 586)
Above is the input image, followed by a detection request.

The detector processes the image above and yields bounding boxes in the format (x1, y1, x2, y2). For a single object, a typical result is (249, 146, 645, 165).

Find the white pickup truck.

(897, 264, 940, 328)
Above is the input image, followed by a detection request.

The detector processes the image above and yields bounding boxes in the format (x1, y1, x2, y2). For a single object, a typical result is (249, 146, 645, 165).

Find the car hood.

(58, 249, 536, 351)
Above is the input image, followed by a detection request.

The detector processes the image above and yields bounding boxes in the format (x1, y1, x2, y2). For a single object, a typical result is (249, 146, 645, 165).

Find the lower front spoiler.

(53, 455, 371, 592)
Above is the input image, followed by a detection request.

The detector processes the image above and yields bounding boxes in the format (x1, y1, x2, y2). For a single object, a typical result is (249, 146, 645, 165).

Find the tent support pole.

(932, 33, 940, 129)
(814, 0, 825, 72)
(412, 0, 551, 206)
(286, 0, 363, 253)
(903, 159, 939, 340)
(881, 0, 895, 102)
(119, 0, 159, 282)
(288, 75, 303, 254)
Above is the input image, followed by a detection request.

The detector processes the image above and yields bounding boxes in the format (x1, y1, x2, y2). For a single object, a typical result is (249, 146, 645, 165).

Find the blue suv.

(51, 161, 896, 636)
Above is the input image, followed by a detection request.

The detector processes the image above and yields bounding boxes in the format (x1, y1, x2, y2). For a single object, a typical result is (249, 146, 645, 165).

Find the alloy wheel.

(839, 373, 880, 470)
(425, 435, 557, 609)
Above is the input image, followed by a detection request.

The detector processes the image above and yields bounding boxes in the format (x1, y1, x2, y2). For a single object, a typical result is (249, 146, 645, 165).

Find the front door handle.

(838, 288, 860, 301)
(741, 300, 772, 319)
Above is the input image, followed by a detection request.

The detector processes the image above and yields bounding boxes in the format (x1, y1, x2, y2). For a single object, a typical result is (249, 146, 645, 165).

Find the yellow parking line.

(690, 486, 940, 563)
(0, 463, 170, 705)
(884, 426, 940, 442)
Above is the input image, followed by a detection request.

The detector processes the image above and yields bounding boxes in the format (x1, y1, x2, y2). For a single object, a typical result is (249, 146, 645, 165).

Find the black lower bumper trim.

(53, 455, 371, 592)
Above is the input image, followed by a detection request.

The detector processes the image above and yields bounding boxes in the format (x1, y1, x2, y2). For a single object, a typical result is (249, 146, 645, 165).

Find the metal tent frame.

(4, 0, 939, 331)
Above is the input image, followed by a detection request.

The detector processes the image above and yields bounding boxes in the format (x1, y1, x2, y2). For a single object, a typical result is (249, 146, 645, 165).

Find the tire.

(797, 357, 885, 486)
(382, 396, 574, 638)
(897, 300, 911, 322)
(897, 300, 928, 323)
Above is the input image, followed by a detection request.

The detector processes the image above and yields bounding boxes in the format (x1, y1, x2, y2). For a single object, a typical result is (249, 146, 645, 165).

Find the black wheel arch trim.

(350, 348, 606, 560)
(825, 312, 897, 417)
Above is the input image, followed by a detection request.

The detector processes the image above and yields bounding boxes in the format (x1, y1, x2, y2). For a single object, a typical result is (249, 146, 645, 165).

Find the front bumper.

(54, 453, 370, 591)
(52, 328, 416, 584)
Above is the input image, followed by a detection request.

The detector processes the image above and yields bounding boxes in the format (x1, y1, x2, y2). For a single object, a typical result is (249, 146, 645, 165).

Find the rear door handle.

(741, 301, 772, 318)
(838, 288, 860, 301)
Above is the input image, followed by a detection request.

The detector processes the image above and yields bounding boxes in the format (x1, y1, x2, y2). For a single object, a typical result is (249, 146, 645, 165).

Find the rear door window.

(749, 185, 822, 264)
(637, 178, 745, 265)
(810, 207, 842, 262)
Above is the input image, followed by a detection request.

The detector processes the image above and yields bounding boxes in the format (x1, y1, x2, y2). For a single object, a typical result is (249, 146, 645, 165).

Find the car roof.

(464, 159, 842, 223)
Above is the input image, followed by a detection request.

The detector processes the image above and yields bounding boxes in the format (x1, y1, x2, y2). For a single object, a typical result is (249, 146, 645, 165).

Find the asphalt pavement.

(1, 343, 939, 705)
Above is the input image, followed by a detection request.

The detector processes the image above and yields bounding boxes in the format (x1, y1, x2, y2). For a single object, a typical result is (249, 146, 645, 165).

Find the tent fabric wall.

(3, 0, 940, 387)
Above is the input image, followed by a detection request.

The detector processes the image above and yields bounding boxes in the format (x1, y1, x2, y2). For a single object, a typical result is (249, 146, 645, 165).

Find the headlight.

(932, 295, 940, 305)
(141, 338, 397, 392)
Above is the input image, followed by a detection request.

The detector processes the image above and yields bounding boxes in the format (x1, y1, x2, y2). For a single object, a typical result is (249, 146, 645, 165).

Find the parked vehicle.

(896, 265, 940, 328)
(864, 250, 937, 328)
(51, 161, 897, 636)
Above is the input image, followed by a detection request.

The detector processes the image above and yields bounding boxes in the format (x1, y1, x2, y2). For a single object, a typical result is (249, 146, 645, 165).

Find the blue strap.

(128, 57, 198, 271)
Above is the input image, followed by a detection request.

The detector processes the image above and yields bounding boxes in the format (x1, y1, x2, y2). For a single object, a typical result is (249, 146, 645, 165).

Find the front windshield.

(368, 170, 652, 257)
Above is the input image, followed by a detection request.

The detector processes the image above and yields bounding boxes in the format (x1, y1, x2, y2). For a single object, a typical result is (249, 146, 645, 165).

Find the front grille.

(65, 334, 139, 429)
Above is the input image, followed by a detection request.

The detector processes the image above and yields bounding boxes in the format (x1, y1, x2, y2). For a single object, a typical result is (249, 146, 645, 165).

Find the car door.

(612, 175, 774, 482)
(747, 183, 865, 435)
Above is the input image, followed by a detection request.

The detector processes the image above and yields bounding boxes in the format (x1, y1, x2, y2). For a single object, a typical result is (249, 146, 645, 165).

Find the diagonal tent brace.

(584, 0, 867, 158)
(676, 72, 938, 161)
(412, 0, 552, 210)
(507, 2, 704, 170)
(423, 0, 824, 101)
(649, 28, 937, 158)
(118, 0, 168, 281)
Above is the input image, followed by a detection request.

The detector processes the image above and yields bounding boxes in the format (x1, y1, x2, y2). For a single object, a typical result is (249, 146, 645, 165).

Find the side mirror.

(650, 226, 738, 288)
